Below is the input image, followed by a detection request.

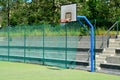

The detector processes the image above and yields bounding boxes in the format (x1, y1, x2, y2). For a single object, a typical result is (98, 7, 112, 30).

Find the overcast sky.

(27, 0, 32, 3)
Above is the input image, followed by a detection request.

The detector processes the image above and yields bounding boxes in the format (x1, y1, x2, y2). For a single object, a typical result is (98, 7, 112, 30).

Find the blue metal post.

(77, 16, 95, 72)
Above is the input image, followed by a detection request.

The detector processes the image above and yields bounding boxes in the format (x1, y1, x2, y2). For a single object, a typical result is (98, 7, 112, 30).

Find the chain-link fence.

(0, 24, 80, 69)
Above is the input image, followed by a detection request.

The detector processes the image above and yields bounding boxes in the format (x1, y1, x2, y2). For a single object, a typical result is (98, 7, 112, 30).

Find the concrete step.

(109, 43, 120, 47)
(99, 52, 115, 56)
(75, 65, 89, 70)
(96, 62, 101, 65)
(103, 50, 115, 53)
(96, 59, 105, 63)
(103, 51, 115, 53)
(96, 54, 107, 58)
(101, 53, 115, 56)
(96, 60, 105, 63)
(96, 63, 100, 67)
(116, 35, 120, 38)
(96, 57, 106, 61)
(96, 67, 101, 71)
(99, 54, 112, 57)
(96, 36, 120, 73)
(110, 44, 120, 47)
(109, 39, 116, 42)
(115, 39, 120, 42)
(76, 54, 89, 61)
(108, 46, 120, 48)
(106, 56, 120, 64)
(110, 39, 120, 42)
(103, 48, 115, 51)
(115, 49, 120, 56)
(100, 63, 120, 72)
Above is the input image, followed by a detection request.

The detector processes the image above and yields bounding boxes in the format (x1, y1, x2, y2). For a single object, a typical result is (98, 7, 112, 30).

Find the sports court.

(0, 1, 120, 78)
(0, 61, 120, 80)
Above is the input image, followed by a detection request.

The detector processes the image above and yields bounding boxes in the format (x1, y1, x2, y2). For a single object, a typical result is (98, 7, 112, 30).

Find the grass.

(0, 61, 120, 80)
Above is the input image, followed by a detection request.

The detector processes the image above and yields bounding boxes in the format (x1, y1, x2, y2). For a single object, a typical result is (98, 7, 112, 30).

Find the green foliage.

(0, 0, 120, 29)
(108, 0, 120, 23)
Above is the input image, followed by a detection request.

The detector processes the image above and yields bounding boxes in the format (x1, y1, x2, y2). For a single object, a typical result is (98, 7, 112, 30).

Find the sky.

(26, 0, 32, 3)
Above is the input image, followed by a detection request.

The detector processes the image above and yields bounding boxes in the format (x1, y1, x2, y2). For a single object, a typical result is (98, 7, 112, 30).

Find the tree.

(0, 0, 120, 28)
(95, 1, 110, 27)
(108, 0, 120, 23)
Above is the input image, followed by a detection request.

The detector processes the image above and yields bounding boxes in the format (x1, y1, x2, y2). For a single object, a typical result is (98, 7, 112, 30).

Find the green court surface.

(0, 61, 120, 80)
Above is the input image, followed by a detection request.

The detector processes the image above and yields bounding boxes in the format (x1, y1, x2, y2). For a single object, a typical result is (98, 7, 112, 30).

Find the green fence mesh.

(0, 24, 79, 69)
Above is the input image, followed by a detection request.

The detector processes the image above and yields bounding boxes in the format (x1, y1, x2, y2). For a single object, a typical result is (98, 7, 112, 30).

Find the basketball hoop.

(60, 4, 76, 27)
(61, 4, 76, 23)
(60, 19, 71, 27)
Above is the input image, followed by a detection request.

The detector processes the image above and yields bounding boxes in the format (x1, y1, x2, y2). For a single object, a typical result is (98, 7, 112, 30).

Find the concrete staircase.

(96, 36, 120, 70)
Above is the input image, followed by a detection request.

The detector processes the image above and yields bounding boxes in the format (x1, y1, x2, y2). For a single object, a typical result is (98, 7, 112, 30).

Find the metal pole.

(7, 0, 10, 26)
(90, 26, 95, 72)
(65, 23, 67, 68)
(7, 26, 10, 61)
(53, 0, 54, 21)
(7, 0, 10, 61)
(118, 21, 119, 35)
(94, 19, 96, 71)
(77, 16, 95, 72)
(117, 21, 119, 36)
(43, 24, 45, 65)
(52, 0, 55, 27)
(24, 26, 26, 63)
(85, 16, 95, 72)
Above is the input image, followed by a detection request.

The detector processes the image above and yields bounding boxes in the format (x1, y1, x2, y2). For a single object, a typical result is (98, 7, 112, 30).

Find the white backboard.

(61, 4, 76, 22)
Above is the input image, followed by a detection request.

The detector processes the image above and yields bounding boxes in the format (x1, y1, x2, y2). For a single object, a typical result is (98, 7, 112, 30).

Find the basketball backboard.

(61, 4, 76, 22)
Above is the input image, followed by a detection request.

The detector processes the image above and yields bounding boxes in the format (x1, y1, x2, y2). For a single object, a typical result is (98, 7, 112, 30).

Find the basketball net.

(60, 18, 71, 27)
(60, 18, 71, 23)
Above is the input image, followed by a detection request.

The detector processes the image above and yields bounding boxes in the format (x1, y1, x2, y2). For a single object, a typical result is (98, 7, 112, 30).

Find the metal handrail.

(101, 21, 119, 48)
